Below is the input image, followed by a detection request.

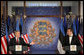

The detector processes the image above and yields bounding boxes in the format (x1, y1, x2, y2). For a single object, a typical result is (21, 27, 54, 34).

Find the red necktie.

(17, 38, 18, 43)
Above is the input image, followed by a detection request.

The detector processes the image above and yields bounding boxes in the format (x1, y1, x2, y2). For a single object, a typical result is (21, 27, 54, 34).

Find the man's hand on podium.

(30, 41, 35, 45)
(23, 51, 27, 54)
(9, 51, 12, 54)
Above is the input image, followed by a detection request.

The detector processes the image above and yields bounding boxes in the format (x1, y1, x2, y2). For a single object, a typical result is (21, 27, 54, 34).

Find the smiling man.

(9, 31, 35, 54)
(62, 28, 81, 54)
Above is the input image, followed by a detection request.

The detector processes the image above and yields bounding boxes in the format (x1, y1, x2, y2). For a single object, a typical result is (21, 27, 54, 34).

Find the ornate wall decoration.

(29, 20, 56, 45)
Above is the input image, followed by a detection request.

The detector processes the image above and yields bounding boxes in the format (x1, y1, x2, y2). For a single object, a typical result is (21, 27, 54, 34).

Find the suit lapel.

(66, 36, 69, 45)
(68, 36, 70, 45)
(14, 37, 16, 44)
(19, 37, 22, 44)
(15, 37, 20, 44)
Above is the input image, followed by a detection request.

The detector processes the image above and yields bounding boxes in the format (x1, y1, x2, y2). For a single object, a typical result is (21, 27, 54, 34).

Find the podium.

(64, 46, 82, 51)
(64, 46, 82, 54)
(9, 45, 29, 54)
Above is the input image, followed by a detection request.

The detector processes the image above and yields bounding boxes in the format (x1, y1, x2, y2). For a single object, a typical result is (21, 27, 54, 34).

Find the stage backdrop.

(22, 17, 60, 52)
(12, 7, 71, 54)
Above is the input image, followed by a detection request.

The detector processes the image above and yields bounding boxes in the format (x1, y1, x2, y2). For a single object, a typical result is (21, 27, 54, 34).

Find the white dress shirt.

(69, 34, 73, 44)
(16, 37, 19, 42)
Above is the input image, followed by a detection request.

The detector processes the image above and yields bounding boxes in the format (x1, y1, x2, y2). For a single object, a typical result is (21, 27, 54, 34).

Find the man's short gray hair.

(15, 31, 20, 35)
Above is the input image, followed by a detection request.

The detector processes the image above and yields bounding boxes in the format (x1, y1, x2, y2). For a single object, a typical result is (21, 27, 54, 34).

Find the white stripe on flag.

(26, 34, 29, 43)
(1, 36, 7, 53)
(8, 33, 15, 40)
(9, 35, 12, 39)
(10, 33, 14, 38)
(78, 34, 83, 54)
(8, 35, 11, 39)
(1, 44, 5, 54)
(24, 34, 30, 51)
(24, 35, 28, 43)
(2, 37, 7, 52)
(21, 34, 27, 43)
(1, 36, 7, 54)
(78, 34, 83, 47)
(12, 33, 15, 38)
(23, 35, 27, 43)
(78, 34, 83, 41)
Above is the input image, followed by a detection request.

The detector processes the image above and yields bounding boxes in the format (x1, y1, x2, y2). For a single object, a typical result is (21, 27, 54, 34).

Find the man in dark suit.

(9, 31, 35, 54)
(62, 28, 81, 54)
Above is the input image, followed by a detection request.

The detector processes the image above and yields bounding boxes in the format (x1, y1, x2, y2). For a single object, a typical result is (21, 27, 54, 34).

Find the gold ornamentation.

(29, 20, 56, 45)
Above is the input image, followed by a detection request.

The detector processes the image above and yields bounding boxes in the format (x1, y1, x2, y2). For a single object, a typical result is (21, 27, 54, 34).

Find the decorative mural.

(29, 20, 56, 45)
(25, 17, 60, 51)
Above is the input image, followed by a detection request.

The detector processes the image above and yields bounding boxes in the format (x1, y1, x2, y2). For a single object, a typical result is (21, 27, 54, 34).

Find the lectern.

(64, 46, 82, 51)
(9, 45, 29, 54)
(64, 46, 82, 54)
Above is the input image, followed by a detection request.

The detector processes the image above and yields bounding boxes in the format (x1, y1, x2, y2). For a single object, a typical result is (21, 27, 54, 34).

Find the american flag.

(1, 16, 14, 54)
(78, 34, 83, 54)
(1, 36, 7, 54)
(8, 32, 15, 41)
(1, 16, 7, 54)
(78, 34, 83, 48)
(78, 22, 83, 54)
(8, 32, 15, 54)
(21, 34, 30, 51)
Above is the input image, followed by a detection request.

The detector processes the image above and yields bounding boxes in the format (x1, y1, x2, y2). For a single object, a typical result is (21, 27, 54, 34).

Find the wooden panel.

(1, 1, 3, 19)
